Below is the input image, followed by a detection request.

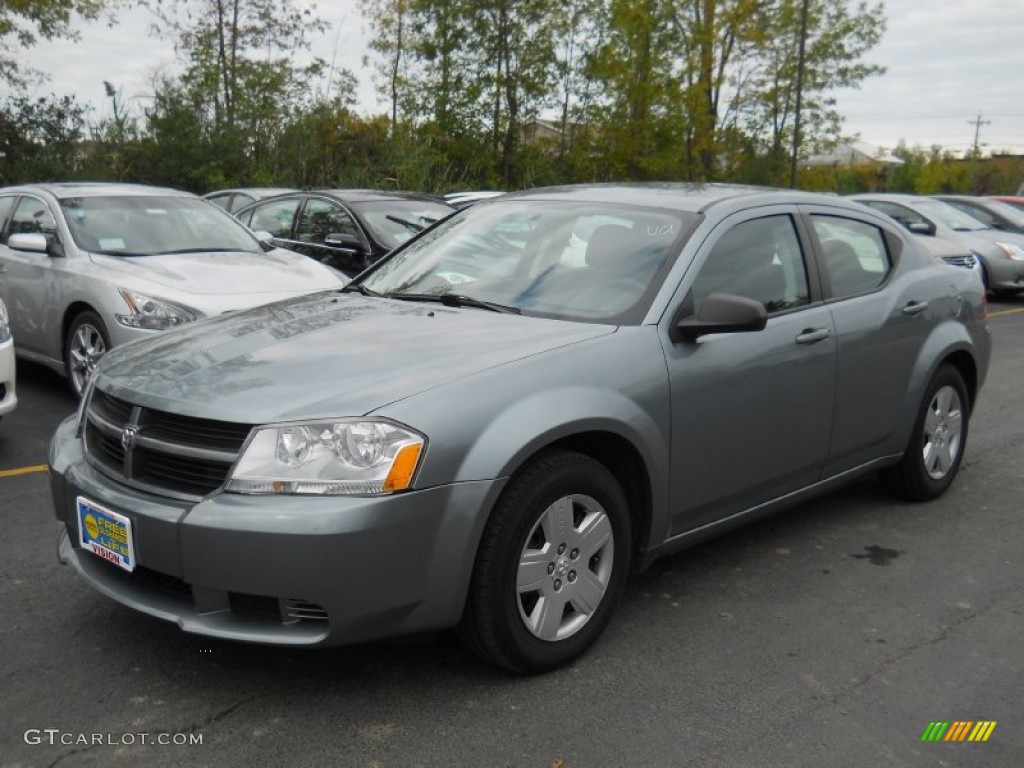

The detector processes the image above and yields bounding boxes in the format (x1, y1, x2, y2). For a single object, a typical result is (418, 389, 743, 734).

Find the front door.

(662, 209, 837, 535)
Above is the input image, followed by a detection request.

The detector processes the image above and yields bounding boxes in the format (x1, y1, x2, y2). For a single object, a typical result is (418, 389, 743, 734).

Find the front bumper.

(0, 337, 16, 418)
(49, 415, 505, 646)
(982, 254, 1024, 292)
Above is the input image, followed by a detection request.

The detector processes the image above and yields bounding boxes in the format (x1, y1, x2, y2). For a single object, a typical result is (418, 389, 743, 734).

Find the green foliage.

(0, 94, 89, 183)
(5, 0, 1021, 199)
(0, 0, 112, 87)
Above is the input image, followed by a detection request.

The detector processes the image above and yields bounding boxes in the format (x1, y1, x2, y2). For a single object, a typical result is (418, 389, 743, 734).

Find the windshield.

(982, 199, 1024, 228)
(360, 200, 694, 324)
(913, 199, 989, 231)
(59, 195, 262, 256)
(350, 199, 455, 250)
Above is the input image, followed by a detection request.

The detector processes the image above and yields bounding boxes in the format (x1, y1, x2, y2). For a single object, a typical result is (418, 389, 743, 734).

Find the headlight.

(0, 299, 10, 343)
(116, 289, 196, 330)
(994, 241, 1024, 261)
(226, 419, 425, 495)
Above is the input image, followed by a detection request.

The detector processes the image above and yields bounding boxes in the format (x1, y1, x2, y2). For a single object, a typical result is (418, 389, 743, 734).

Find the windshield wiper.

(151, 247, 243, 255)
(385, 292, 521, 314)
(340, 283, 381, 297)
(385, 214, 425, 233)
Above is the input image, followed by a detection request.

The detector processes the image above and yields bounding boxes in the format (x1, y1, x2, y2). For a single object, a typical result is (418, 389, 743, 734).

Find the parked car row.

(849, 193, 1024, 296)
(0, 298, 16, 425)
(0, 183, 347, 396)
(44, 183, 992, 673)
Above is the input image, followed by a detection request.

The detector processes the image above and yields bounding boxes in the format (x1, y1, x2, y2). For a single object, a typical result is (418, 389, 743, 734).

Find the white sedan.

(0, 298, 16, 423)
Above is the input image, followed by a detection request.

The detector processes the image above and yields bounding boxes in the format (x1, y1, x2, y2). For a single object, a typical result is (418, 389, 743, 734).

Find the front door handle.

(902, 300, 929, 316)
(795, 328, 831, 345)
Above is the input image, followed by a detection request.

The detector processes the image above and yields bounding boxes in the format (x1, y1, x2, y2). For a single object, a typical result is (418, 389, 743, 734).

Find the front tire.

(65, 311, 110, 398)
(882, 364, 969, 501)
(459, 450, 632, 674)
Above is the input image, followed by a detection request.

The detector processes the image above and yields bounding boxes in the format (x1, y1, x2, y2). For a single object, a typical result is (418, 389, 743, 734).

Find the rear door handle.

(902, 300, 929, 316)
(795, 328, 831, 345)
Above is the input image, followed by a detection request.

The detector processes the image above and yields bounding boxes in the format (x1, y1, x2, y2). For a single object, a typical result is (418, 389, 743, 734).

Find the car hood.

(95, 292, 615, 423)
(89, 248, 340, 295)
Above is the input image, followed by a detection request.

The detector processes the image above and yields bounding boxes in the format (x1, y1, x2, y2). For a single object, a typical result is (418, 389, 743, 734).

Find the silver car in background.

(850, 193, 1024, 295)
(0, 183, 345, 395)
(0, 298, 16, 423)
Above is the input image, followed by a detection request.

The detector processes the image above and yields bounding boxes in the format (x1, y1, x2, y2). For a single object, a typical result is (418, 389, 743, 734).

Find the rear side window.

(812, 216, 892, 299)
(0, 196, 14, 235)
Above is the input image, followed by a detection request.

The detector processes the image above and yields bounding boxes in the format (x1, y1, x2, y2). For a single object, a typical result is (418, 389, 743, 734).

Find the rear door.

(803, 207, 937, 476)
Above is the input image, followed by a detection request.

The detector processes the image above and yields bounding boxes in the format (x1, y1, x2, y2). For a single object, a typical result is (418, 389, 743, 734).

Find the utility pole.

(967, 113, 991, 154)
(789, 0, 810, 188)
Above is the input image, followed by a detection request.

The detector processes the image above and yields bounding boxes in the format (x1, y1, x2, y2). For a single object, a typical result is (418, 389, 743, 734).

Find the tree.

(736, 0, 886, 183)
(0, 94, 89, 183)
(0, 0, 111, 89)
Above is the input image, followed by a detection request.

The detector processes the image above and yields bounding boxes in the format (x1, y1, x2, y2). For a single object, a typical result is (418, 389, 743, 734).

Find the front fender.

(376, 328, 673, 551)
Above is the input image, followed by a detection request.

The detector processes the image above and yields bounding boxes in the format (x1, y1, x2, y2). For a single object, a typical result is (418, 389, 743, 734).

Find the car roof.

(1, 182, 193, 200)
(847, 193, 922, 203)
(311, 189, 453, 205)
(500, 182, 842, 213)
(204, 187, 296, 198)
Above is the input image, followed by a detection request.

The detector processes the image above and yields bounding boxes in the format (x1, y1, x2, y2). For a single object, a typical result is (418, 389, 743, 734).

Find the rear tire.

(459, 450, 632, 674)
(882, 364, 969, 501)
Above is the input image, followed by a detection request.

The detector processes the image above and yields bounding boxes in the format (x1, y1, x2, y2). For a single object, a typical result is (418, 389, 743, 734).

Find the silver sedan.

(50, 184, 990, 672)
(0, 183, 345, 395)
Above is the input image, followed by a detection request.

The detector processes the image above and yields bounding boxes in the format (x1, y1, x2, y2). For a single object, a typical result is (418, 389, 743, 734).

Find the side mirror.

(907, 221, 935, 236)
(672, 292, 767, 342)
(324, 232, 365, 251)
(253, 230, 275, 243)
(7, 232, 50, 254)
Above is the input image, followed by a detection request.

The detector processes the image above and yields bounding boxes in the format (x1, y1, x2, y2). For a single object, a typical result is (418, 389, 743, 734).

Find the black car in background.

(234, 190, 456, 277)
(203, 187, 297, 213)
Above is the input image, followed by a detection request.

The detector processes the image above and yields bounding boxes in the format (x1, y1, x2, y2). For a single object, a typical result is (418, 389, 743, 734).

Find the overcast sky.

(16, 0, 1024, 156)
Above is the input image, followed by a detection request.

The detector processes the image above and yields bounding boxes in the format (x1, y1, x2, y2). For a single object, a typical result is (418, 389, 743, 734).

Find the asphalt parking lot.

(2, 299, 1023, 768)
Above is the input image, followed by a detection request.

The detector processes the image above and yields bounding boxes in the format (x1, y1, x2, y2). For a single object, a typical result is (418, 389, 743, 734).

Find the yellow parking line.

(988, 306, 1024, 318)
(0, 464, 49, 478)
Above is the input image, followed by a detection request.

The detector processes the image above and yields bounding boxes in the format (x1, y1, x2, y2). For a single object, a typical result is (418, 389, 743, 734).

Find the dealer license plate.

(77, 496, 136, 572)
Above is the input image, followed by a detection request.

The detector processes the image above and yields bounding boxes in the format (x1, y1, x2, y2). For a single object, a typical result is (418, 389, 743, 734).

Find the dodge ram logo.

(121, 425, 139, 452)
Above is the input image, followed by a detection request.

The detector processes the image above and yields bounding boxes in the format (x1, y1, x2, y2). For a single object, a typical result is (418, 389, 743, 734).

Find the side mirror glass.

(673, 292, 768, 342)
(325, 232, 364, 251)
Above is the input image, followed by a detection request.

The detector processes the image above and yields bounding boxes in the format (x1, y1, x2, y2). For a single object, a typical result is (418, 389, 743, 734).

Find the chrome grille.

(942, 254, 977, 269)
(82, 388, 253, 499)
(286, 599, 330, 622)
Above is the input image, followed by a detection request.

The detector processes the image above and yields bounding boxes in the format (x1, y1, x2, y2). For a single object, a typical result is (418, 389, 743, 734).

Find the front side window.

(691, 215, 810, 314)
(811, 215, 891, 298)
(296, 199, 360, 245)
(245, 198, 300, 239)
(8, 196, 57, 239)
(360, 201, 694, 323)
